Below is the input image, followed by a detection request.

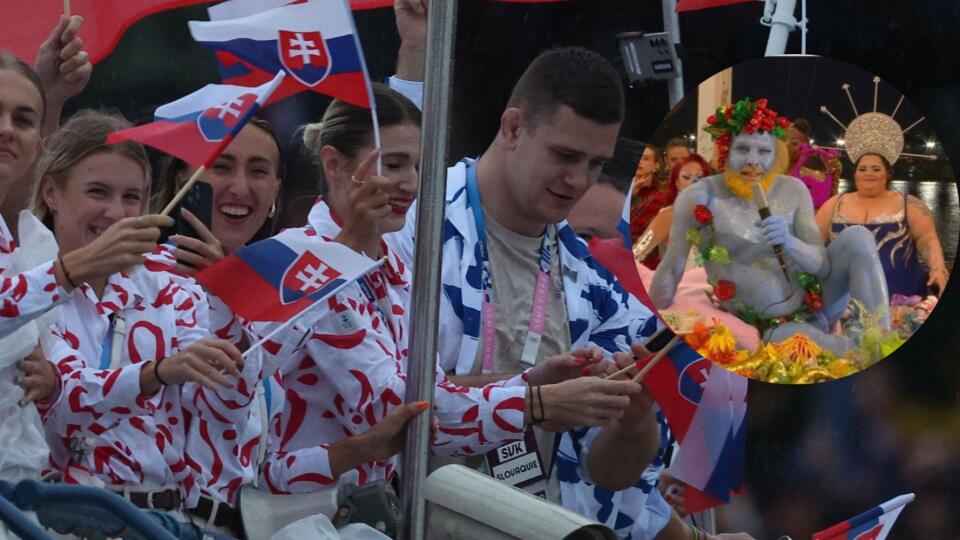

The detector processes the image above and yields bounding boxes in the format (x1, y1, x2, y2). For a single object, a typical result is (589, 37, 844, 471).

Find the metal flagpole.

(763, 0, 799, 55)
(399, 1, 458, 539)
(661, 0, 684, 107)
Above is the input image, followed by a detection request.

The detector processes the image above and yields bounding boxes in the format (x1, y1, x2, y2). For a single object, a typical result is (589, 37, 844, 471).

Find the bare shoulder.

(905, 194, 933, 217)
(675, 177, 712, 207)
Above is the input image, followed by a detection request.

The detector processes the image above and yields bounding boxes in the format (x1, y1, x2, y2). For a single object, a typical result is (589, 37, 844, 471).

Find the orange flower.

(774, 333, 822, 366)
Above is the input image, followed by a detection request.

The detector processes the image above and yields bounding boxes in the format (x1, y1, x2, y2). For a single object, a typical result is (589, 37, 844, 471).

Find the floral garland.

(686, 203, 825, 333)
(704, 97, 790, 169)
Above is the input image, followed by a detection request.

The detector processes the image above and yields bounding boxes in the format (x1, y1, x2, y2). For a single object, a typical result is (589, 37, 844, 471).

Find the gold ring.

(351, 175, 363, 185)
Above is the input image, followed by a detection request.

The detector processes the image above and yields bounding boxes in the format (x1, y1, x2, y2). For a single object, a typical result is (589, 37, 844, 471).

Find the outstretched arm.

(394, 0, 427, 82)
(35, 15, 92, 136)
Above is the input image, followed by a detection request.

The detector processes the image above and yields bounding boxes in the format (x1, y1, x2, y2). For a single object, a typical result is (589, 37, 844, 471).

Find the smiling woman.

(153, 118, 285, 255)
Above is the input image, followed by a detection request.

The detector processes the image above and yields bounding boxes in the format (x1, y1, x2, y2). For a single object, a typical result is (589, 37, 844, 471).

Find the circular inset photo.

(629, 55, 956, 384)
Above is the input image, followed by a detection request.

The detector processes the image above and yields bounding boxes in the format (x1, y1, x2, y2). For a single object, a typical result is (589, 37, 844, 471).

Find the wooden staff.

(64, 0, 70, 17)
(161, 165, 206, 217)
(605, 334, 683, 381)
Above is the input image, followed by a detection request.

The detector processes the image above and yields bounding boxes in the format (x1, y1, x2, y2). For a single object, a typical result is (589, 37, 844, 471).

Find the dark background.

(62, 1, 960, 538)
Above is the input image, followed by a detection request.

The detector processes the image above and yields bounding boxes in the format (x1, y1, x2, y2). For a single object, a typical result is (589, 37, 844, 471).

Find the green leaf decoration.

(710, 245, 731, 264)
(686, 228, 702, 246)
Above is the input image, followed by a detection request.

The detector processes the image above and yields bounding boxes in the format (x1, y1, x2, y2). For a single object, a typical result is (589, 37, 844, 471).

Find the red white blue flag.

(640, 344, 747, 512)
(196, 231, 382, 323)
(106, 71, 285, 167)
(812, 494, 915, 540)
(189, 0, 373, 107)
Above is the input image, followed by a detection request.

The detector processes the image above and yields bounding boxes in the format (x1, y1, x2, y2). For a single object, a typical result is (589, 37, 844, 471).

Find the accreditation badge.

(484, 427, 547, 498)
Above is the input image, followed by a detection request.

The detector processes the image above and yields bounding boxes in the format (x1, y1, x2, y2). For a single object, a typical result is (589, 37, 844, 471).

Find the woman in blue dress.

(815, 153, 948, 298)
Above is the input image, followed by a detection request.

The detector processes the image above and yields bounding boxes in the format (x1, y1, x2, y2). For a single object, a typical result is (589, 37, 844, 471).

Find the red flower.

(725, 107, 733, 119)
(707, 114, 717, 125)
(778, 116, 790, 127)
(749, 117, 760, 126)
(804, 293, 823, 311)
(757, 98, 768, 108)
(714, 280, 736, 301)
(694, 204, 713, 225)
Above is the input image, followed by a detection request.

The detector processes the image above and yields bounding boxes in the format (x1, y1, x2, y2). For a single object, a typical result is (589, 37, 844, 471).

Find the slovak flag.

(195, 229, 383, 322)
(812, 494, 915, 540)
(189, 0, 373, 107)
(640, 343, 747, 513)
(106, 71, 285, 167)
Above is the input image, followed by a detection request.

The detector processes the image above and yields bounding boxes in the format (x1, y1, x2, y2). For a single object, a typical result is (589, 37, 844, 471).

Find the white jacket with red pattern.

(146, 246, 286, 506)
(258, 199, 528, 494)
(37, 263, 206, 507)
(0, 217, 68, 338)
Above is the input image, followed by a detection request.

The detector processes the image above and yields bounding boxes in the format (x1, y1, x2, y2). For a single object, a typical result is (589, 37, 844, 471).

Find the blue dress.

(830, 191, 928, 297)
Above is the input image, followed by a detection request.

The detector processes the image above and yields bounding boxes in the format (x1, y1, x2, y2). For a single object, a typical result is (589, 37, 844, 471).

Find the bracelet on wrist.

(536, 385, 546, 422)
(57, 253, 79, 289)
(154, 357, 170, 386)
(529, 385, 544, 425)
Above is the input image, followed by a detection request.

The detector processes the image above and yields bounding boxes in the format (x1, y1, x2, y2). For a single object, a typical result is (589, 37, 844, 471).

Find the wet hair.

(302, 82, 421, 197)
(505, 46, 624, 128)
(669, 153, 714, 190)
(597, 138, 644, 194)
(0, 50, 47, 121)
(31, 110, 150, 229)
(853, 152, 893, 189)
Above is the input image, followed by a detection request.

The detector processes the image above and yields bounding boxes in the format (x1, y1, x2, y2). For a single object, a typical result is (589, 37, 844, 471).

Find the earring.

(268, 202, 277, 218)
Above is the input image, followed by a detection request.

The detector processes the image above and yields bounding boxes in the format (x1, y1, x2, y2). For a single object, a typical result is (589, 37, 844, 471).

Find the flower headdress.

(704, 97, 790, 169)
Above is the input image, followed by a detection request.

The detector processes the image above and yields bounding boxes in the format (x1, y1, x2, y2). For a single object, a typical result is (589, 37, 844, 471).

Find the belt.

(190, 494, 244, 537)
(119, 488, 182, 511)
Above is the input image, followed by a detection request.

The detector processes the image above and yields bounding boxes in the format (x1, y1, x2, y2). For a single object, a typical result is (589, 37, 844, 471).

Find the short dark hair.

(665, 137, 690, 151)
(597, 138, 644, 194)
(506, 46, 624, 128)
(791, 118, 813, 138)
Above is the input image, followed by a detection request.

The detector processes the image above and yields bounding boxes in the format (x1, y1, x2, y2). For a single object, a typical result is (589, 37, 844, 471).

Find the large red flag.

(2, 0, 576, 66)
(676, 0, 758, 12)
(1, 0, 214, 64)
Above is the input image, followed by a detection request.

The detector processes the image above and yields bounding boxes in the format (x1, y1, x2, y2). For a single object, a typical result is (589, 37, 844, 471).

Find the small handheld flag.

(188, 0, 374, 108)
(106, 71, 285, 215)
(195, 229, 382, 324)
(812, 493, 915, 540)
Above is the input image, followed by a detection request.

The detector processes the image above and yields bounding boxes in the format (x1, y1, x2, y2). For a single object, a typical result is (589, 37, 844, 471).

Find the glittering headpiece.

(704, 97, 790, 169)
(819, 77, 926, 165)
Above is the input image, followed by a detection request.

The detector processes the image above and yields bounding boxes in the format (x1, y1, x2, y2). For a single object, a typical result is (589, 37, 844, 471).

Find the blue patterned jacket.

(387, 159, 673, 538)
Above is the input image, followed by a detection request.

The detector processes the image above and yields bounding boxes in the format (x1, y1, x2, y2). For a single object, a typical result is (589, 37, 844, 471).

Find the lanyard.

(464, 159, 556, 372)
(98, 312, 127, 370)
